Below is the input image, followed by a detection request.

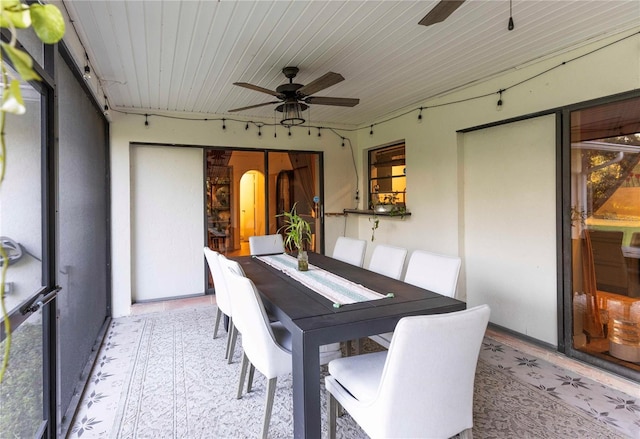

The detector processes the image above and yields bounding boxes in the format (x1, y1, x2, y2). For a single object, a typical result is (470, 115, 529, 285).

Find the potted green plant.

(278, 203, 312, 271)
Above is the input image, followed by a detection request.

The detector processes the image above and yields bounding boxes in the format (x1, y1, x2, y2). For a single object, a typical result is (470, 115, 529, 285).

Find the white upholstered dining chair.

(223, 268, 292, 439)
(203, 247, 238, 363)
(326, 305, 491, 439)
(370, 250, 462, 348)
(332, 236, 367, 267)
(248, 234, 285, 256)
(367, 244, 408, 280)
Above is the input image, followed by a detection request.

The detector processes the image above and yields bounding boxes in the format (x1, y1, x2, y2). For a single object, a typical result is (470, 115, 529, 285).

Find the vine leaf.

(1, 43, 40, 81)
(30, 4, 65, 44)
(0, 0, 31, 29)
(1, 79, 25, 114)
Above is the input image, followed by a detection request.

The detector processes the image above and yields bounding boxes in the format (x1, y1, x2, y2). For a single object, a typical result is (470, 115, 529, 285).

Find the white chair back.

(332, 236, 366, 267)
(327, 305, 490, 439)
(404, 250, 461, 298)
(224, 270, 291, 379)
(249, 234, 285, 256)
(204, 247, 232, 316)
(378, 305, 490, 437)
(368, 244, 407, 280)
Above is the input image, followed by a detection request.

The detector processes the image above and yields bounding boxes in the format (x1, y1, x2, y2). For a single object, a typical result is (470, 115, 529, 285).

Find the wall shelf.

(343, 208, 411, 217)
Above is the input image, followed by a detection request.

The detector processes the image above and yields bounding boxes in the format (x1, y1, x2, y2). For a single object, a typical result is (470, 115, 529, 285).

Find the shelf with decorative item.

(343, 208, 411, 217)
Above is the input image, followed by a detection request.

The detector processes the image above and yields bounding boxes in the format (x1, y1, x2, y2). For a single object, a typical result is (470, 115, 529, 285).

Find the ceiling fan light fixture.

(278, 101, 305, 126)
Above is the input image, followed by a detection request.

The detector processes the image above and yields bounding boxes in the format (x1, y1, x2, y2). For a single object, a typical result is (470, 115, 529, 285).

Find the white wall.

(110, 116, 357, 316)
(351, 29, 639, 346)
(109, 27, 640, 347)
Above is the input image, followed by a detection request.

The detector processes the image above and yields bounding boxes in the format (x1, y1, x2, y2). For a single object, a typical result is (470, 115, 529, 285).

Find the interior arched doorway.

(240, 170, 266, 242)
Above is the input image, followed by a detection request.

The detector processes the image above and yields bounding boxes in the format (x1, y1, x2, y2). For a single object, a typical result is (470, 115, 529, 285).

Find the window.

(368, 142, 406, 209)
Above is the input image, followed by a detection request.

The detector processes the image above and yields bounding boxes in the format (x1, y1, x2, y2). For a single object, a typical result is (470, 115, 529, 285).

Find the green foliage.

(1, 0, 65, 383)
(277, 203, 312, 251)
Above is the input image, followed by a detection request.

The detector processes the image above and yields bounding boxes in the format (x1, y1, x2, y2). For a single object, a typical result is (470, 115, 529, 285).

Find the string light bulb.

(144, 114, 149, 127)
(496, 90, 504, 111)
(245, 122, 249, 130)
(82, 52, 91, 80)
(317, 128, 321, 137)
(370, 125, 374, 135)
(418, 107, 423, 120)
(341, 138, 345, 147)
(222, 118, 226, 130)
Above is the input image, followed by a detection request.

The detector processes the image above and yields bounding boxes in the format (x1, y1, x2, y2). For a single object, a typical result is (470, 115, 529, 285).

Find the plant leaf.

(1, 79, 26, 115)
(30, 4, 65, 44)
(0, 1, 31, 29)
(0, 43, 40, 81)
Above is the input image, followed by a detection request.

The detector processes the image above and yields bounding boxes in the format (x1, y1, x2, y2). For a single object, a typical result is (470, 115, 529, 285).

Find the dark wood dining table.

(235, 252, 466, 439)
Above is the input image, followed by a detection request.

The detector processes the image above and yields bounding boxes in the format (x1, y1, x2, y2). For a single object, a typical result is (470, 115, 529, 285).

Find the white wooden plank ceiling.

(63, 0, 640, 126)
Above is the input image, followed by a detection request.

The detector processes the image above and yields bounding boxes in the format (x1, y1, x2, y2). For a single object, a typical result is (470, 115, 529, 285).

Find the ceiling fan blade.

(233, 82, 283, 98)
(418, 0, 465, 26)
(228, 101, 280, 112)
(305, 96, 359, 107)
(297, 72, 344, 97)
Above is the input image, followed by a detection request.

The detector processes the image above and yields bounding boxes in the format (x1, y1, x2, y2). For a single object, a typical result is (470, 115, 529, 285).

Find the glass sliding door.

(205, 149, 323, 264)
(0, 79, 48, 438)
(269, 152, 322, 253)
(569, 95, 640, 375)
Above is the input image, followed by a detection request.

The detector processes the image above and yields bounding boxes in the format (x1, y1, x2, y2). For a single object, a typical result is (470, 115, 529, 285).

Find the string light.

(496, 90, 504, 111)
(222, 118, 226, 130)
(144, 114, 149, 127)
(82, 52, 91, 80)
(341, 137, 345, 147)
(288, 126, 292, 136)
(112, 30, 636, 142)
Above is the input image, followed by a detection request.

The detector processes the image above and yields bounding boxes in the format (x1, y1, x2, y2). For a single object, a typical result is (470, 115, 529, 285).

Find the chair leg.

(225, 317, 234, 360)
(261, 377, 277, 439)
(237, 353, 249, 399)
(354, 338, 363, 355)
(247, 363, 255, 393)
(227, 322, 238, 364)
(213, 308, 222, 339)
(459, 428, 473, 439)
(327, 390, 337, 439)
(343, 341, 351, 357)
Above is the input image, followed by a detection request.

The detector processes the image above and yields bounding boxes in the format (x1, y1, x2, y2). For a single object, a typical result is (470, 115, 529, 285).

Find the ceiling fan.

(419, 0, 465, 27)
(229, 66, 359, 125)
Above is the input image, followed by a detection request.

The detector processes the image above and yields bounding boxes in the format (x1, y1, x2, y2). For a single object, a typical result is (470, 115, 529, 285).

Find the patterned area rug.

(70, 305, 636, 438)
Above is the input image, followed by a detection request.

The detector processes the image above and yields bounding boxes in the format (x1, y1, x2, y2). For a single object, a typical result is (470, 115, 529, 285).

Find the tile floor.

(68, 297, 640, 438)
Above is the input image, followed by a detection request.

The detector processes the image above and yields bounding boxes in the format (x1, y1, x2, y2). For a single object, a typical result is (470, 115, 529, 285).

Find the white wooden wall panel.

(462, 115, 558, 345)
(131, 145, 204, 302)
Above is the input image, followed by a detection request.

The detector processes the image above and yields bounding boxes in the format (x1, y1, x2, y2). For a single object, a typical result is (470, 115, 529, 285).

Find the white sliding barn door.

(131, 144, 204, 302)
(462, 115, 558, 345)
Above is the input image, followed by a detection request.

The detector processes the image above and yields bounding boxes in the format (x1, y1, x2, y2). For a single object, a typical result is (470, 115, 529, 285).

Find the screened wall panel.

(55, 50, 110, 425)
